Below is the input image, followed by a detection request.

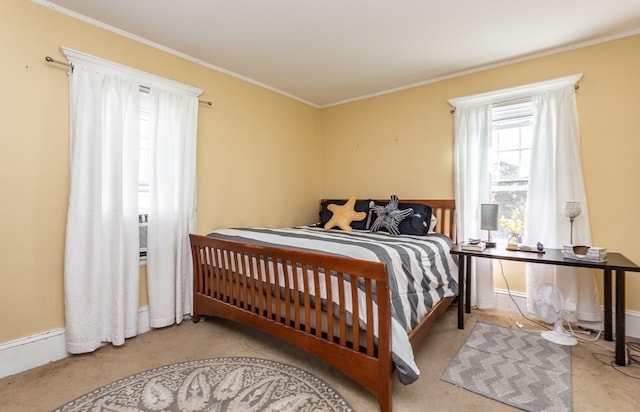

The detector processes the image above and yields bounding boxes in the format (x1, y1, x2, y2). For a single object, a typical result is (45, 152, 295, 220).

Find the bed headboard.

(382, 199, 456, 244)
(321, 198, 457, 244)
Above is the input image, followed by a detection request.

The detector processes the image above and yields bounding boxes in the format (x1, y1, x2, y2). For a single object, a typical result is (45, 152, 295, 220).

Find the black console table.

(450, 245, 640, 366)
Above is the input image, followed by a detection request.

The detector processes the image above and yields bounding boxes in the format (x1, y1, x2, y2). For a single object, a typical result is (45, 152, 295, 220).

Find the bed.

(189, 198, 457, 412)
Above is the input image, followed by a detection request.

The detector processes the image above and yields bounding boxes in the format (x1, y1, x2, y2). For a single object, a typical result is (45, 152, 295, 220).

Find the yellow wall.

(0, 1, 321, 343)
(320, 84, 455, 198)
(321, 36, 640, 309)
(1, 1, 638, 346)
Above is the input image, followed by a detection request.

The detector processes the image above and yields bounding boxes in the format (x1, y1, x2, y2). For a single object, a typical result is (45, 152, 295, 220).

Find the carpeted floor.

(1, 306, 639, 411)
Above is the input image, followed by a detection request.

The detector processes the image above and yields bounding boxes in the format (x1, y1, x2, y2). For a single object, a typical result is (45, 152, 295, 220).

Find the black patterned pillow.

(370, 200, 433, 236)
(369, 195, 413, 236)
(397, 202, 433, 236)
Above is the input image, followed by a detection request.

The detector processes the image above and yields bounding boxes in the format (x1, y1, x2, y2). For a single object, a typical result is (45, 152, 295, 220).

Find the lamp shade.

(480, 204, 498, 231)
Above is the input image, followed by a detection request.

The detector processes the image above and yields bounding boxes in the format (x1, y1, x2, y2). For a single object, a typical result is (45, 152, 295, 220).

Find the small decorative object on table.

(461, 241, 486, 252)
(499, 213, 523, 251)
(512, 244, 545, 253)
(563, 245, 607, 262)
(480, 204, 498, 248)
(563, 201, 581, 244)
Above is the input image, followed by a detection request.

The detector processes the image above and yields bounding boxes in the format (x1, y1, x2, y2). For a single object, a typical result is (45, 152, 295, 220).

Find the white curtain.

(146, 89, 198, 328)
(524, 83, 601, 323)
(63, 47, 202, 353)
(64, 63, 141, 354)
(453, 103, 495, 308)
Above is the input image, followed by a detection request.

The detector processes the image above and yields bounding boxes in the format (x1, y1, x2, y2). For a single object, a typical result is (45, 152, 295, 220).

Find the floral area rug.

(53, 357, 354, 412)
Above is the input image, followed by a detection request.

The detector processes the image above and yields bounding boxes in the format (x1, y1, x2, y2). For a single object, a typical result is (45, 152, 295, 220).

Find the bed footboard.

(189, 233, 394, 411)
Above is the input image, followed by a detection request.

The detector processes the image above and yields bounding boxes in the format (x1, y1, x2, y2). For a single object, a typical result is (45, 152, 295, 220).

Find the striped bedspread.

(207, 226, 459, 384)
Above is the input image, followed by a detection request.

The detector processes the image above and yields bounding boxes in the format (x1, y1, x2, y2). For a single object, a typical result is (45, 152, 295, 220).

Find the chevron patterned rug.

(441, 321, 571, 412)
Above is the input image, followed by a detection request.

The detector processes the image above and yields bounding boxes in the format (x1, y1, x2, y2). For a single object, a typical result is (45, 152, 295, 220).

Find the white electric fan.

(533, 282, 578, 346)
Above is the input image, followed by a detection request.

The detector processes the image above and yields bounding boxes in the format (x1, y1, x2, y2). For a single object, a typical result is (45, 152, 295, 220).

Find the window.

(489, 99, 533, 241)
(138, 89, 150, 258)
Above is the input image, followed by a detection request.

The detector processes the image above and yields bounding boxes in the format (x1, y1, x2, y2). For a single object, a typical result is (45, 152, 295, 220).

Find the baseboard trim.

(2, 296, 639, 379)
(0, 306, 151, 379)
(493, 288, 640, 339)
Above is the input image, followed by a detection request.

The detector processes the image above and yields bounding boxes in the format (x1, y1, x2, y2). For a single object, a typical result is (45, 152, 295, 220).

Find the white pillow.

(428, 215, 438, 233)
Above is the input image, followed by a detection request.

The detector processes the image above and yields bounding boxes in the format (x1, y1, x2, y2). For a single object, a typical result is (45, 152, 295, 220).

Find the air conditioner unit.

(138, 213, 148, 257)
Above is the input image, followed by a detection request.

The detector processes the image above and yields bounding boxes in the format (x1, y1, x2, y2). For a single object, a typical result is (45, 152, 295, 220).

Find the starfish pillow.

(370, 195, 413, 236)
(323, 196, 367, 232)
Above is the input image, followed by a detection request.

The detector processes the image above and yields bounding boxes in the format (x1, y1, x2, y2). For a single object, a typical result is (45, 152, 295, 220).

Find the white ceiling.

(40, 0, 640, 107)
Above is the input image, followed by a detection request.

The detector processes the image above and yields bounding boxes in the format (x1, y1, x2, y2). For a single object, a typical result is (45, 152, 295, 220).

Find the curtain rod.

(449, 84, 580, 114)
(45, 56, 212, 106)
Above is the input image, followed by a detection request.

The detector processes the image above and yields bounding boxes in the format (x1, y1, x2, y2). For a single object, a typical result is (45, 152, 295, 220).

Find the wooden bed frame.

(189, 199, 456, 412)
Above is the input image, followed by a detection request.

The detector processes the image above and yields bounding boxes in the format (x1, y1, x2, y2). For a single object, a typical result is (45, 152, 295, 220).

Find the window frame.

(138, 89, 150, 262)
(489, 99, 534, 242)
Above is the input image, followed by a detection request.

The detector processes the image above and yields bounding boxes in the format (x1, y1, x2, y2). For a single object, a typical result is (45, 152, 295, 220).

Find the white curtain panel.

(524, 83, 601, 323)
(62, 47, 202, 352)
(146, 89, 198, 328)
(64, 64, 141, 354)
(453, 103, 495, 308)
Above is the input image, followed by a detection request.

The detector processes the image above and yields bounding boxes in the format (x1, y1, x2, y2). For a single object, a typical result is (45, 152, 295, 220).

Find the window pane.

(520, 149, 531, 179)
(139, 145, 149, 185)
(490, 100, 533, 241)
(498, 129, 520, 150)
(497, 151, 521, 180)
(138, 189, 150, 214)
(139, 91, 150, 214)
(521, 127, 532, 148)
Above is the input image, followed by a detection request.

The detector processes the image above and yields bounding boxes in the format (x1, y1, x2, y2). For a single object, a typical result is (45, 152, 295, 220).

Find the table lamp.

(480, 204, 498, 248)
(563, 201, 581, 244)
